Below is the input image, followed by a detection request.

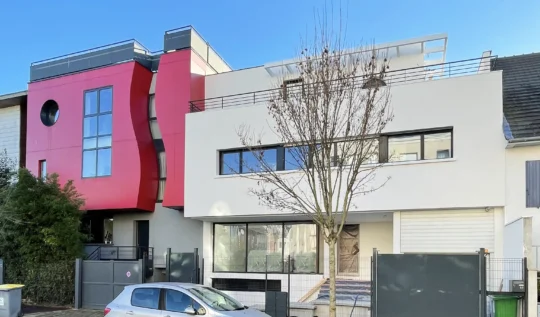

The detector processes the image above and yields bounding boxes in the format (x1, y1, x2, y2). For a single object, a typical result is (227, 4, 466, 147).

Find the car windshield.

(188, 287, 244, 311)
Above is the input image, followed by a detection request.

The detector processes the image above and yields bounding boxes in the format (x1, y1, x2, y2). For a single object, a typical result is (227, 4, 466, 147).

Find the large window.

(385, 130, 452, 163)
(218, 128, 453, 175)
(213, 223, 319, 274)
(83, 87, 113, 177)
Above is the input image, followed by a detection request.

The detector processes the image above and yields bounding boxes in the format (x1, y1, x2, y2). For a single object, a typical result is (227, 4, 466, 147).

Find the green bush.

(0, 160, 87, 306)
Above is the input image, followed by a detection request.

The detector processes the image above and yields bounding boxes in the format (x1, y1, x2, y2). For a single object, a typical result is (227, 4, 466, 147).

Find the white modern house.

(183, 33, 530, 313)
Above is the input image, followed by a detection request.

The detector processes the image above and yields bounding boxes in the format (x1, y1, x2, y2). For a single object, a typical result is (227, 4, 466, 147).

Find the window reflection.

(214, 224, 246, 272)
(284, 224, 318, 273)
(389, 135, 421, 162)
(247, 224, 283, 272)
(220, 152, 240, 175)
(424, 132, 452, 160)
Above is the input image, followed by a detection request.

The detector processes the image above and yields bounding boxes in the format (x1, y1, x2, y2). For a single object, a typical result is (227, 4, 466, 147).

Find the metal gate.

(371, 248, 527, 317)
(166, 248, 200, 283)
(75, 259, 144, 309)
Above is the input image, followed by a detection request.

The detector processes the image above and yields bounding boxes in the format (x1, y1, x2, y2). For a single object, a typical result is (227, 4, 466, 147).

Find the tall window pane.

(85, 91, 98, 115)
(220, 152, 240, 175)
(149, 95, 156, 118)
(83, 87, 113, 178)
(82, 151, 97, 177)
(247, 224, 283, 272)
(158, 151, 167, 178)
(424, 132, 452, 160)
(99, 88, 113, 113)
(97, 148, 112, 176)
(214, 224, 246, 272)
(284, 224, 318, 273)
(83, 117, 97, 137)
(388, 135, 421, 162)
(98, 114, 112, 135)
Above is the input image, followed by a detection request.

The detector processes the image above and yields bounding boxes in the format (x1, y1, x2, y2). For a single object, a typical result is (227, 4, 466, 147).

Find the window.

(384, 129, 452, 163)
(131, 288, 160, 310)
(149, 95, 162, 140)
(165, 290, 204, 314)
(247, 224, 283, 272)
(526, 160, 540, 208)
(83, 87, 113, 177)
(39, 160, 47, 180)
(214, 224, 246, 272)
(284, 223, 318, 273)
(213, 222, 318, 273)
(157, 151, 166, 202)
(333, 139, 379, 166)
(282, 78, 304, 101)
(189, 286, 244, 312)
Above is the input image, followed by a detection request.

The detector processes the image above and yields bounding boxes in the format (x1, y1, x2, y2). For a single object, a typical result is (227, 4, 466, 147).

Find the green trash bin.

(492, 296, 519, 317)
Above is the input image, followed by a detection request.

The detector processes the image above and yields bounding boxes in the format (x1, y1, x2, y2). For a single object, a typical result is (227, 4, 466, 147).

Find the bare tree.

(232, 15, 393, 317)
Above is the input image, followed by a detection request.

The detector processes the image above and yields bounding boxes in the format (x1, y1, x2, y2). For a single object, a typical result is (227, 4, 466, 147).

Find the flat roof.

(0, 90, 27, 108)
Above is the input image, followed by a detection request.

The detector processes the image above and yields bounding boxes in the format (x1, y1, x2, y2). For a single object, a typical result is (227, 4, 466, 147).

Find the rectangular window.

(385, 129, 452, 163)
(39, 160, 47, 180)
(247, 224, 283, 272)
(214, 224, 246, 272)
(526, 160, 540, 208)
(282, 78, 304, 101)
(131, 288, 160, 310)
(334, 139, 379, 166)
(213, 222, 318, 273)
(82, 87, 113, 178)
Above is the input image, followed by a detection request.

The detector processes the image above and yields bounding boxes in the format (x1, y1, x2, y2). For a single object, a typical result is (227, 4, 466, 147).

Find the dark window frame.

(380, 127, 453, 163)
(218, 127, 453, 175)
(212, 221, 321, 275)
(82, 86, 113, 178)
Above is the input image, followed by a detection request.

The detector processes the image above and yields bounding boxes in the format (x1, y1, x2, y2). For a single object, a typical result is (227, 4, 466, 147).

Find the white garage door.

(400, 209, 495, 253)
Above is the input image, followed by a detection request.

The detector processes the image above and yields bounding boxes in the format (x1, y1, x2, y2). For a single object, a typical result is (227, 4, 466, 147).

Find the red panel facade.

(26, 62, 158, 211)
(154, 50, 205, 208)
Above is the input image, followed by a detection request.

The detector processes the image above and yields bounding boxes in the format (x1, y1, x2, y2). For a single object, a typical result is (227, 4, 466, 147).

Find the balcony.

(189, 55, 494, 112)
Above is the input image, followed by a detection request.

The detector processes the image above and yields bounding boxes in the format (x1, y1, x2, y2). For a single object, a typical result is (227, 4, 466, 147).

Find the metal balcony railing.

(189, 55, 495, 112)
(85, 245, 154, 261)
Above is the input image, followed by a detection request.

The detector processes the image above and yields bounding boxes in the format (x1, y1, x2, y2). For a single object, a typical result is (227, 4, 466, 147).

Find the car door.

(162, 289, 207, 317)
(128, 287, 163, 317)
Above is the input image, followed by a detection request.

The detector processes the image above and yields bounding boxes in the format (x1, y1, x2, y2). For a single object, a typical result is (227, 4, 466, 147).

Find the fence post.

(371, 248, 378, 317)
(287, 255, 291, 317)
(0, 259, 4, 285)
(74, 258, 82, 309)
(201, 258, 205, 286)
(523, 257, 528, 317)
(479, 248, 487, 317)
(265, 255, 268, 293)
(194, 248, 199, 284)
(166, 248, 171, 282)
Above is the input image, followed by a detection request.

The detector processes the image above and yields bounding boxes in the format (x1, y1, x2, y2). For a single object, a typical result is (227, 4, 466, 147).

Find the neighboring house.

(493, 53, 540, 264)
(0, 91, 26, 168)
(184, 33, 510, 306)
(22, 26, 230, 274)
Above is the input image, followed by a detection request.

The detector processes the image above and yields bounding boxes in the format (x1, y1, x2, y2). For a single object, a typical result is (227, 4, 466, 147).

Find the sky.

(0, 0, 539, 95)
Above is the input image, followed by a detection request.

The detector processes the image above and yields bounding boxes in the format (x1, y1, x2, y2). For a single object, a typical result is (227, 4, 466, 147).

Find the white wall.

(506, 145, 540, 245)
(114, 203, 203, 267)
(0, 106, 21, 166)
(185, 71, 506, 218)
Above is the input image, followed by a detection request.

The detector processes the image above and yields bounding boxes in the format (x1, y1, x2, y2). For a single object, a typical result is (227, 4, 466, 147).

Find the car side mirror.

(184, 307, 197, 315)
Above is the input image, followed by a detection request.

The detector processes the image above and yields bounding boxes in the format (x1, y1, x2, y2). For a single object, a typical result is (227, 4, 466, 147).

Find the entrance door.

(136, 220, 150, 260)
(338, 224, 359, 275)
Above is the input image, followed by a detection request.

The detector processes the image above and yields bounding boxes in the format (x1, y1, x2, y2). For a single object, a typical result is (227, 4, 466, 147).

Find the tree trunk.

(328, 239, 337, 317)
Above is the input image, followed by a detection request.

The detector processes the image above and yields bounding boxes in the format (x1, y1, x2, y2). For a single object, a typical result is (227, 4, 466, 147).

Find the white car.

(104, 282, 270, 317)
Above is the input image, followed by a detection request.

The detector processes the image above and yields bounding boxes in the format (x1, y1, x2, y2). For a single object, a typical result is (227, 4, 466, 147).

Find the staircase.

(313, 278, 371, 307)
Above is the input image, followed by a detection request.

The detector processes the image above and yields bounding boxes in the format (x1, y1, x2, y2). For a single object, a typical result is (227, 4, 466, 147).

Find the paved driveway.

(25, 309, 102, 317)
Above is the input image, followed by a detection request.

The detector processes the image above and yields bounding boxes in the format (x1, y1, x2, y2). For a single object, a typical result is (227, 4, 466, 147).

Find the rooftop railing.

(189, 55, 495, 113)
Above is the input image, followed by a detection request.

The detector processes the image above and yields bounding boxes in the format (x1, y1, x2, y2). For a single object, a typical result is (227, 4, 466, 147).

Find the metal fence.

(189, 56, 493, 112)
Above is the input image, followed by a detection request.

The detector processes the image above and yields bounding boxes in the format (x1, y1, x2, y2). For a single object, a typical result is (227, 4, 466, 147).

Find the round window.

(40, 100, 60, 127)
